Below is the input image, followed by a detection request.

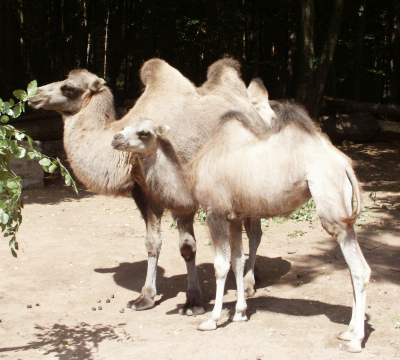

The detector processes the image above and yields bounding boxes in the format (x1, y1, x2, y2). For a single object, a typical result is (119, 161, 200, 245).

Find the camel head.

(112, 118, 170, 155)
(247, 78, 276, 127)
(28, 69, 106, 114)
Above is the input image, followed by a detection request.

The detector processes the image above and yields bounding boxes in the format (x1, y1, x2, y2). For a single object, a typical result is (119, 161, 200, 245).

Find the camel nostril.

(113, 133, 124, 141)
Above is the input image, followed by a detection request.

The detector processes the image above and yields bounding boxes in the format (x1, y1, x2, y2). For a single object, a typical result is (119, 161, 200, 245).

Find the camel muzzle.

(111, 133, 127, 149)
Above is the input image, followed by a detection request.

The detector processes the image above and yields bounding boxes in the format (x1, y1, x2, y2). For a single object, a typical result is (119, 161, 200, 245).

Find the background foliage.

(1, 0, 398, 114)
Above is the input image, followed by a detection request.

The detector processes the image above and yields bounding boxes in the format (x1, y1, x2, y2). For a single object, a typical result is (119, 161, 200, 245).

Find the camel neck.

(62, 88, 135, 196)
(140, 138, 198, 213)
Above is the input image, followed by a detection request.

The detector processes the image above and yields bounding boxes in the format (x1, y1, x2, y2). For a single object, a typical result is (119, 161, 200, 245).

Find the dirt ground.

(0, 142, 399, 360)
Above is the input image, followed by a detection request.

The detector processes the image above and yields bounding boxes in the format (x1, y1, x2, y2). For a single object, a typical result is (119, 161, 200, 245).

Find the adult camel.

(29, 58, 275, 314)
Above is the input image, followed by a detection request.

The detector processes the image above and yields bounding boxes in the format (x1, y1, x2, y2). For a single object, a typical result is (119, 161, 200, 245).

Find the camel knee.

(145, 239, 161, 257)
(180, 238, 197, 262)
(214, 256, 230, 279)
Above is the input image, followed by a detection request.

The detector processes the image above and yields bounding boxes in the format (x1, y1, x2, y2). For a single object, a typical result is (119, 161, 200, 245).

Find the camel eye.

(61, 84, 79, 98)
(138, 131, 150, 138)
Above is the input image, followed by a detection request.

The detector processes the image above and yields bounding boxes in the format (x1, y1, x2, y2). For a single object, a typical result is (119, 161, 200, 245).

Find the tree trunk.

(389, 0, 400, 103)
(306, 0, 345, 119)
(352, 1, 367, 101)
(296, 0, 315, 103)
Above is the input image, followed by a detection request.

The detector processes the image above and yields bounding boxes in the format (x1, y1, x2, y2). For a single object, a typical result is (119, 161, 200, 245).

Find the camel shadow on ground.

(94, 255, 291, 310)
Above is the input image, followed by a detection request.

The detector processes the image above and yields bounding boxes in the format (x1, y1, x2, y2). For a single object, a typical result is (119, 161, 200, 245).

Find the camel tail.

(341, 167, 362, 225)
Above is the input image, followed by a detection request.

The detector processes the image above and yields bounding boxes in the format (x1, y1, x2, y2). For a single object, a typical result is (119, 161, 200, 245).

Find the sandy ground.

(0, 143, 399, 360)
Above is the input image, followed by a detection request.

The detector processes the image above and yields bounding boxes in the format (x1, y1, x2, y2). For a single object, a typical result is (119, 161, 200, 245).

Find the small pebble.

(106, 299, 110, 303)
(97, 300, 101, 303)
(92, 307, 96, 311)
(368, 305, 371, 308)
(36, 303, 40, 307)
(120, 308, 125, 313)
(27, 305, 32, 309)
(81, 322, 87, 327)
(111, 294, 115, 298)
(98, 306, 102, 310)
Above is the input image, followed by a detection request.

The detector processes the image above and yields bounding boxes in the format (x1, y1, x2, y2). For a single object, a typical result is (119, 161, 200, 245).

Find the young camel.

(29, 59, 273, 314)
(113, 99, 370, 353)
(189, 105, 371, 353)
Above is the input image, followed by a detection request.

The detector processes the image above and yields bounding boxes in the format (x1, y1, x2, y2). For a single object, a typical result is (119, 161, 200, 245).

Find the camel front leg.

(127, 183, 164, 311)
(243, 217, 262, 297)
(198, 212, 230, 331)
(173, 212, 205, 316)
(230, 219, 248, 322)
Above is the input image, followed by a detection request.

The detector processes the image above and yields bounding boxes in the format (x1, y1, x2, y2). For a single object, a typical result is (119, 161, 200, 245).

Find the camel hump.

(199, 58, 246, 95)
(247, 78, 269, 99)
(275, 102, 320, 135)
(140, 58, 169, 86)
(206, 58, 241, 82)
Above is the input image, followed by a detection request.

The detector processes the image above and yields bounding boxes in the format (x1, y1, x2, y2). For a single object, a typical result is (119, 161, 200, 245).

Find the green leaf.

(6, 180, 19, 190)
(15, 132, 26, 141)
(14, 147, 26, 159)
(1, 115, 9, 124)
(65, 174, 72, 186)
(9, 98, 14, 106)
(0, 212, 10, 224)
(48, 164, 58, 173)
(11, 248, 17, 258)
(26, 151, 37, 160)
(2, 102, 11, 111)
(0, 99, 3, 108)
(13, 90, 28, 101)
(13, 104, 22, 118)
(39, 158, 52, 166)
(27, 80, 38, 98)
(0, 200, 6, 210)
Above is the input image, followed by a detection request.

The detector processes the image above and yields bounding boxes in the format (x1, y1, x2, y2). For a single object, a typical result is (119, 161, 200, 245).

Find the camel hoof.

(244, 287, 255, 298)
(232, 312, 248, 322)
(198, 319, 217, 331)
(340, 341, 362, 353)
(180, 296, 205, 316)
(180, 305, 205, 316)
(338, 331, 353, 341)
(126, 295, 155, 311)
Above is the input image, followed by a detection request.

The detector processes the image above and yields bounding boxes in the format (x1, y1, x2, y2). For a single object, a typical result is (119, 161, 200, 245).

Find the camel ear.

(156, 125, 170, 137)
(89, 78, 106, 92)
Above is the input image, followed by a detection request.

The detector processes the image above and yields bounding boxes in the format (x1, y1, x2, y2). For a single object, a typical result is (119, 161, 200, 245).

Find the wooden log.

(323, 98, 400, 121)
(319, 112, 379, 143)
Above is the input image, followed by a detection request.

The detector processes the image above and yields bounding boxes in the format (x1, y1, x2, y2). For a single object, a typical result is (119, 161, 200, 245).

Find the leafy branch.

(0, 81, 77, 257)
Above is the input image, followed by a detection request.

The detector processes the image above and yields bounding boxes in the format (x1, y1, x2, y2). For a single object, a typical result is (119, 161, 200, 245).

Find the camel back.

(118, 58, 265, 164)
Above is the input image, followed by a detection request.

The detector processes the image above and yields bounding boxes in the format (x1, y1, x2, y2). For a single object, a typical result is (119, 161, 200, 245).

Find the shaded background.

(1, 0, 399, 116)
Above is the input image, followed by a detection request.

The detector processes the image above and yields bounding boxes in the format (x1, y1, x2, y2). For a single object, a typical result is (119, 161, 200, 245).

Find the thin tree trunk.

(390, 0, 400, 102)
(306, 0, 345, 118)
(104, 10, 109, 78)
(352, 1, 367, 101)
(296, 0, 315, 103)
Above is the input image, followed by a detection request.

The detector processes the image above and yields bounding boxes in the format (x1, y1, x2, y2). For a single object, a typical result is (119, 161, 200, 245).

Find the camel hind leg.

(198, 212, 231, 331)
(311, 178, 371, 352)
(230, 219, 248, 322)
(243, 218, 262, 297)
(174, 212, 205, 316)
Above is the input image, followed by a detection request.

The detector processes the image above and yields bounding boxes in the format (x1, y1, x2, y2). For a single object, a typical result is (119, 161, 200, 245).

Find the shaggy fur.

(29, 58, 275, 315)
(189, 102, 370, 352)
